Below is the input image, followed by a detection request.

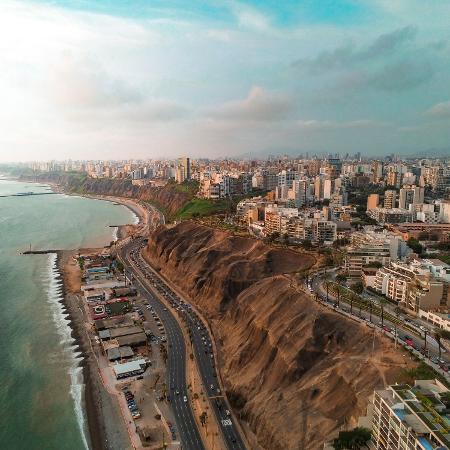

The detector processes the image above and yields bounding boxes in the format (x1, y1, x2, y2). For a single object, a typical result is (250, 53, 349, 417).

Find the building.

(368, 380, 450, 450)
(390, 223, 450, 243)
(178, 157, 191, 180)
(368, 208, 412, 224)
(344, 228, 411, 276)
(112, 358, 147, 379)
(399, 185, 424, 210)
(374, 260, 449, 312)
(367, 194, 380, 211)
(384, 190, 397, 209)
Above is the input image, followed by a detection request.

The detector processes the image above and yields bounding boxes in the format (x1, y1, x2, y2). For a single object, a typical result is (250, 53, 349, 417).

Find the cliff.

(144, 221, 413, 450)
(20, 172, 194, 219)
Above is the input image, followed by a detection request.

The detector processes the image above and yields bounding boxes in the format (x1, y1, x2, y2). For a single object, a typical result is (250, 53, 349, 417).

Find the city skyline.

(1, 0, 450, 162)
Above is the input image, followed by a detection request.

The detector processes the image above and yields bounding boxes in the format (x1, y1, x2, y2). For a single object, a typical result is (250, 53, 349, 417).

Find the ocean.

(0, 179, 137, 450)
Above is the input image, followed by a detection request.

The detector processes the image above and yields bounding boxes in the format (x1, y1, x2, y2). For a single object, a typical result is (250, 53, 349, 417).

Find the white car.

(183, 396, 187, 403)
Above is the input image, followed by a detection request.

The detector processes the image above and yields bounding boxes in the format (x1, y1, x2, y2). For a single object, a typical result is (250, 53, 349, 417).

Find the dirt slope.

(144, 221, 412, 450)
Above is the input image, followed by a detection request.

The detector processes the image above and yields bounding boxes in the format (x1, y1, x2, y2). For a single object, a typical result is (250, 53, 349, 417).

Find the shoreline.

(12, 176, 152, 450)
(55, 251, 104, 450)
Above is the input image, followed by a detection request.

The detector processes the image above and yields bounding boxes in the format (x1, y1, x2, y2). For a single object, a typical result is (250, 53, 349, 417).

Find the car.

(441, 365, 449, 373)
(431, 357, 439, 364)
(210, 384, 215, 390)
(183, 396, 187, 403)
(175, 390, 180, 395)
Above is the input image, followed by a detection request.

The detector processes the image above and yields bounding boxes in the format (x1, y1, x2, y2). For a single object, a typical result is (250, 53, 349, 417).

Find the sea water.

(0, 179, 137, 450)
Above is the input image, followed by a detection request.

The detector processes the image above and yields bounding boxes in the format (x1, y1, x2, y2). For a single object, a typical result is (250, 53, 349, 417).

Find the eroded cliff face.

(22, 173, 191, 218)
(144, 222, 411, 450)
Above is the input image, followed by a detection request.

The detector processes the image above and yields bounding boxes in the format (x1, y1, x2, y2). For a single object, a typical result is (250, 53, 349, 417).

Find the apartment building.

(374, 260, 448, 312)
(384, 190, 397, 209)
(344, 229, 410, 276)
(367, 193, 380, 211)
(399, 185, 424, 210)
(369, 381, 450, 450)
(368, 207, 412, 224)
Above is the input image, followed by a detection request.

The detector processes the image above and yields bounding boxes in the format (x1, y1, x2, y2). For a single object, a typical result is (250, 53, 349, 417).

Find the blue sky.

(0, 0, 449, 161)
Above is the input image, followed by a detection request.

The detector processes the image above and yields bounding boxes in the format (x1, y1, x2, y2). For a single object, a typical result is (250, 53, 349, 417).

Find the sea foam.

(45, 253, 89, 450)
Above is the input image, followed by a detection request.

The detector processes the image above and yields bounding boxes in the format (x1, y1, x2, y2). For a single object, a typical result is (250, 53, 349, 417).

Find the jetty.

(23, 250, 59, 255)
(0, 192, 57, 198)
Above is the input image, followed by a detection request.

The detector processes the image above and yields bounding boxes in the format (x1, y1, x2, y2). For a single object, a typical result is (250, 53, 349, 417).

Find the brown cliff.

(144, 222, 413, 450)
(20, 172, 193, 219)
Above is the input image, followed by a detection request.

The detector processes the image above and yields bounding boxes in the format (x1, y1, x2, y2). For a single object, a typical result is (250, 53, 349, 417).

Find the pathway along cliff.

(143, 221, 416, 450)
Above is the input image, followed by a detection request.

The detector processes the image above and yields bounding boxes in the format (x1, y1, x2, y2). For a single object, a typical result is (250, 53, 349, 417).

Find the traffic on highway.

(122, 237, 247, 450)
(309, 272, 450, 377)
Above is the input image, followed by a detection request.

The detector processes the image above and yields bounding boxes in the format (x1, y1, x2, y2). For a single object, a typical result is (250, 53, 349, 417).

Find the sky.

(0, 0, 449, 161)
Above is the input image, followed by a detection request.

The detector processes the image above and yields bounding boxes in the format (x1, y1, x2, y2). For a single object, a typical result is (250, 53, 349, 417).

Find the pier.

(0, 192, 57, 198)
(23, 250, 59, 255)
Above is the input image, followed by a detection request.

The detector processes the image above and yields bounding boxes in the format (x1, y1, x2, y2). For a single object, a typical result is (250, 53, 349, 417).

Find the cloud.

(227, 2, 271, 32)
(425, 100, 450, 118)
(48, 53, 143, 110)
(297, 119, 386, 130)
(207, 86, 295, 122)
(368, 58, 433, 91)
(293, 25, 417, 72)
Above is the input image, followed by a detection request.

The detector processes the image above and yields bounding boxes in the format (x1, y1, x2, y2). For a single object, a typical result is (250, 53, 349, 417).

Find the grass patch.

(403, 362, 450, 388)
(176, 198, 232, 220)
(437, 253, 450, 265)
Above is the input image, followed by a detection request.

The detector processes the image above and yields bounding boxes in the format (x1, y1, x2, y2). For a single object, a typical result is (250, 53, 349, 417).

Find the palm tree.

(435, 329, 443, 360)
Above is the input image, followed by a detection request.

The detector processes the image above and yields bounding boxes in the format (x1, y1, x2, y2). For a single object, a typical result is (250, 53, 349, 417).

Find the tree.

(407, 237, 423, 255)
(351, 281, 364, 295)
(336, 273, 347, 284)
(301, 239, 313, 250)
(435, 329, 443, 360)
(199, 411, 207, 427)
(332, 427, 371, 449)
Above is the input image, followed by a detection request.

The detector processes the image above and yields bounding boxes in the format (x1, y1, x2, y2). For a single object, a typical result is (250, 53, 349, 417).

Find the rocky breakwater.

(144, 221, 412, 450)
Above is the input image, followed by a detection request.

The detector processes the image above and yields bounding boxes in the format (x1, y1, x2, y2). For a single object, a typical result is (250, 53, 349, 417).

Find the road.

(309, 272, 450, 377)
(118, 239, 206, 450)
(123, 237, 247, 450)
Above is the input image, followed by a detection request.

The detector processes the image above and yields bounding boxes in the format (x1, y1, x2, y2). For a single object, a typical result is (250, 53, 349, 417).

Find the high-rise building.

(367, 194, 379, 211)
(371, 160, 383, 183)
(178, 157, 191, 180)
(399, 185, 424, 210)
(384, 190, 397, 209)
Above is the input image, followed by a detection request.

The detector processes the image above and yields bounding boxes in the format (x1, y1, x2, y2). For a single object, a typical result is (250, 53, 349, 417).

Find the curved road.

(123, 237, 247, 450)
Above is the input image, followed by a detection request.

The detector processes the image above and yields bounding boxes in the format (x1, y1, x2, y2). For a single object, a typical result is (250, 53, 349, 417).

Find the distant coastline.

(10, 177, 146, 450)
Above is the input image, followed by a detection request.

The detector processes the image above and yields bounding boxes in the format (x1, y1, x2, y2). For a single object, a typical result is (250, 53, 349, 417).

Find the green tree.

(407, 237, 423, 255)
(351, 281, 364, 295)
(301, 239, 313, 250)
(336, 273, 348, 284)
(332, 427, 371, 449)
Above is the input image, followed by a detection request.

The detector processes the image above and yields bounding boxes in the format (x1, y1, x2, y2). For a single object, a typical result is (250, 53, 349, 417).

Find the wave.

(112, 226, 119, 242)
(45, 253, 89, 450)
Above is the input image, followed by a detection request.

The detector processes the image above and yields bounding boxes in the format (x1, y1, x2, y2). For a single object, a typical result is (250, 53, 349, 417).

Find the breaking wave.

(45, 253, 89, 450)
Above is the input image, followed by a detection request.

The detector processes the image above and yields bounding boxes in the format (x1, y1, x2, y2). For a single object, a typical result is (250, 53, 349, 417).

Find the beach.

(57, 193, 160, 450)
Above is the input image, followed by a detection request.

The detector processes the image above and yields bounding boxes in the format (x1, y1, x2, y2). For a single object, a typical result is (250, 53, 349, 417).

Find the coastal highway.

(117, 240, 206, 450)
(123, 237, 247, 450)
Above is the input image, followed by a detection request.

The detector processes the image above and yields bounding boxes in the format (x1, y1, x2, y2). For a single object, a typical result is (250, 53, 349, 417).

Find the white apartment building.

(368, 381, 450, 450)
(374, 260, 448, 312)
(344, 229, 410, 276)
